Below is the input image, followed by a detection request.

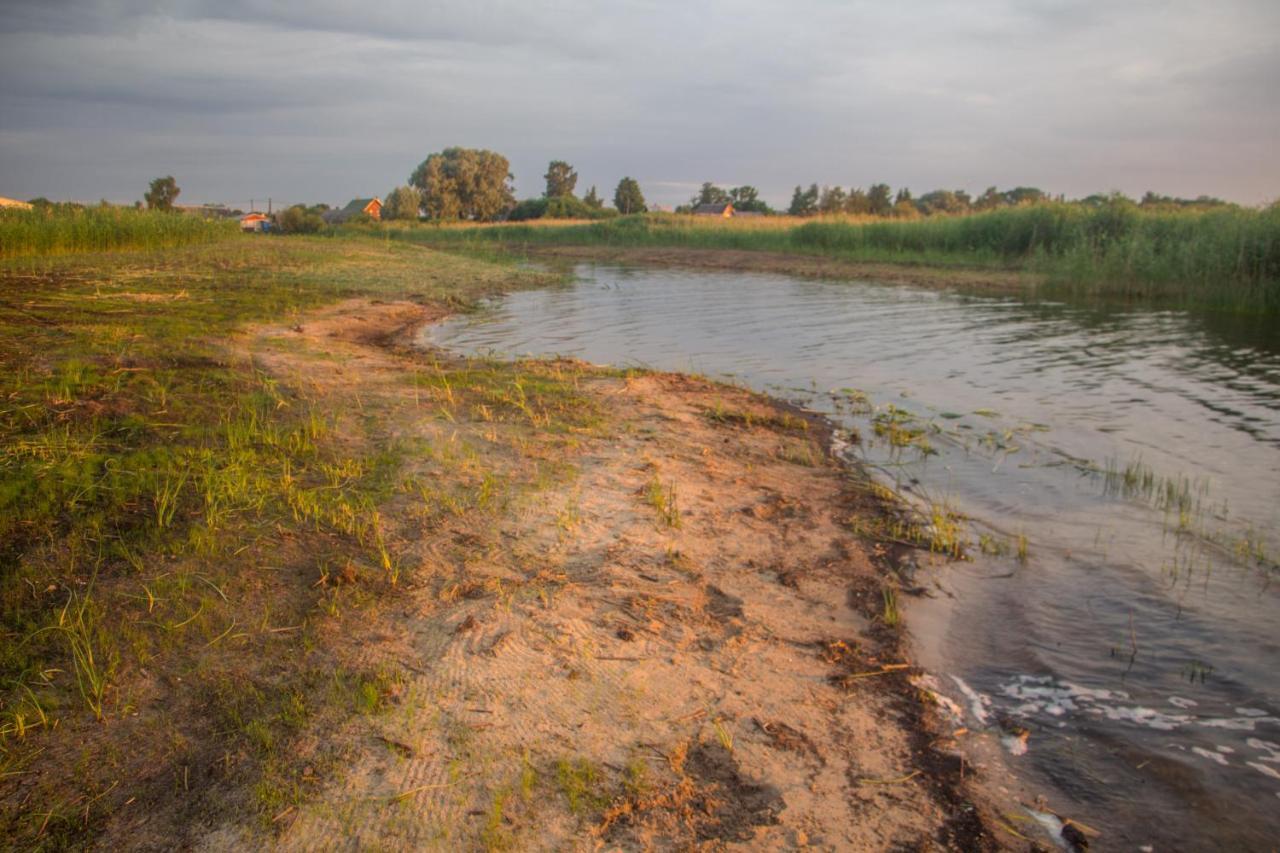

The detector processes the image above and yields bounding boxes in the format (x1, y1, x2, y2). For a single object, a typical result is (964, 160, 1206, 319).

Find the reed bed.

(381, 204, 1280, 311)
(0, 206, 236, 259)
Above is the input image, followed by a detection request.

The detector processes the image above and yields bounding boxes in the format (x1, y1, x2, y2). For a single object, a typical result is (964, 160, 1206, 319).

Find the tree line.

(376, 148, 647, 223)
(119, 155, 1240, 232)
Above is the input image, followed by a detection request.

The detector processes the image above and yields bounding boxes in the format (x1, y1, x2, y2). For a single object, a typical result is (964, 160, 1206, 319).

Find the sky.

(1, 0, 1278, 210)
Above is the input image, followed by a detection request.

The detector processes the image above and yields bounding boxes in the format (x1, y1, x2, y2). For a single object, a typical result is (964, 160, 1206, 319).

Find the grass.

(372, 203, 1280, 312)
(0, 233, 564, 845)
(1, 206, 236, 259)
(644, 475, 681, 529)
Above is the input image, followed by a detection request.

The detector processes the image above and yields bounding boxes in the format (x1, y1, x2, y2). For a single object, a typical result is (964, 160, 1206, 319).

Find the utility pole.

(250, 198, 255, 212)
(267, 197, 272, 215)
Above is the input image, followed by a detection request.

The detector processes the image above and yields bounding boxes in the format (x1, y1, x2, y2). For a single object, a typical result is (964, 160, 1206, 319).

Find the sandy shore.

(163, 297, 1024, 850)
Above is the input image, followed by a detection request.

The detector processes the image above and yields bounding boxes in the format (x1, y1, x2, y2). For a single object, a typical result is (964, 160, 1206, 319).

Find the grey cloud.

(0, 0, 1276, 207)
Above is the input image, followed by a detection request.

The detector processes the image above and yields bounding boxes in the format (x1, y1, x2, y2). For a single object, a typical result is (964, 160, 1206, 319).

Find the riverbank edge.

(422, 242, 1042, 295)
(390, 301, 1025, 848)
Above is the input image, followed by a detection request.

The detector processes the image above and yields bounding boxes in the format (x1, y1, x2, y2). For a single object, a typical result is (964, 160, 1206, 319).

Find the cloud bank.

(2, 0, 1277, 208)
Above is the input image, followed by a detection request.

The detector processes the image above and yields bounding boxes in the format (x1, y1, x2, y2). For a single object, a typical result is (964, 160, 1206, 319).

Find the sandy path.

(202, 299, 1006, 851)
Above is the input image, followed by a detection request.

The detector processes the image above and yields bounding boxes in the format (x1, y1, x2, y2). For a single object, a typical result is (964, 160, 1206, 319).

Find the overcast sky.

(2, 0, 1277, 209)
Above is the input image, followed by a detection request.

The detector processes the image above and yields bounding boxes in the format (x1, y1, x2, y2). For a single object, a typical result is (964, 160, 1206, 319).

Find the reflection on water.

(424, 264, 1280, 850)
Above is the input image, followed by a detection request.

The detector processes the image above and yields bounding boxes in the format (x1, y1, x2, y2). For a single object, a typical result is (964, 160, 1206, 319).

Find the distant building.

(240, 212, 270, 232)
(692, 203, 734, 217)
(323, 197, 382, 224)
(733, 210, 764, 218)
(0, 196, 33, 210)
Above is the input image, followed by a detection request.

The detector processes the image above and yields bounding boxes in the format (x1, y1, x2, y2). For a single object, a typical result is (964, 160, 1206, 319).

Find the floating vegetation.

(871, 405, 937, 456)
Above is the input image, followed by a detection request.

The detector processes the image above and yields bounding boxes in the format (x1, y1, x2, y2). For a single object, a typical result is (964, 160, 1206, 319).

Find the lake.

(422, 263, 1280, 850)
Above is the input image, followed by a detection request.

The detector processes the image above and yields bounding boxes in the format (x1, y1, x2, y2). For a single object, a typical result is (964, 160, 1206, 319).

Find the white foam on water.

(1247, 761, 1280, 780)
(1192, 747, 1230, 765)
(998, 675, 1279, 735)
(916, 676, 967, 724)
(1002, 733, 1029, 756)
(950, 674, 992, 726)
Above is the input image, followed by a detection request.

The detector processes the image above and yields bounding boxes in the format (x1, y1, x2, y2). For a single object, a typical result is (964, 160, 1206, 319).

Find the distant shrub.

(506, 196, 618, 222)
(275, 205, 326, 234)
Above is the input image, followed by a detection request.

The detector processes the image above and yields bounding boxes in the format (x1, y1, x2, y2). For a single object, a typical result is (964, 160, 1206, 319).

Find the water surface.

(423, 265, 1280, 850)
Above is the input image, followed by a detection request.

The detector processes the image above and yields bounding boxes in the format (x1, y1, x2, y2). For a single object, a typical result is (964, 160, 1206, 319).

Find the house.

(240, 212, 270, 232)
(0, 196, 33, 210)
(692, 203, 734, 217)
(323, 197, 382, 224)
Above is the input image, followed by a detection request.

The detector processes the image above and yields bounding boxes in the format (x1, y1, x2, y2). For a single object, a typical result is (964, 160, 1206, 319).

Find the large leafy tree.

(844, 188, 871, 215)
(692, 182, 731, 207)
(818, 186, 847, 214)
(613, 177, 646, 214)
(917, 189, 971, 216)
(544, 161, 578, 198)
(409, 147, 515, 221)
(728, 185, 769, 213)
(787, 184, 819, 216)
(382, 185, 423, 220)
(867, 183, 893, 216)
(144, 176, 180, 211)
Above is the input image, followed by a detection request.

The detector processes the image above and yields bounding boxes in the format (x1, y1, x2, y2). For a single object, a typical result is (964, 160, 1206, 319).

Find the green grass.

(1, 206, 237, 259)
(374, 203, 1280, 312)
(0, 234, 563, 845)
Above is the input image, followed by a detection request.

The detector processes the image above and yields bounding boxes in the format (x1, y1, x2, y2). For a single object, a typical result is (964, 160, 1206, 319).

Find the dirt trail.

(202, 299, 1008, 850)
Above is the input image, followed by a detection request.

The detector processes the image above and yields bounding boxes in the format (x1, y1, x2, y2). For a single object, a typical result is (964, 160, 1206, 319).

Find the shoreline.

(0, 239, 1043, 849)
(424, 242, 1041, 295)
(244, 296, 1020, 848)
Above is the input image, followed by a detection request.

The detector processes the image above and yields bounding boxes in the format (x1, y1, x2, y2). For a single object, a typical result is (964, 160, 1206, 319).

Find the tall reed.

(380, 203, 1280, 311)
(0, 206, 236, 259)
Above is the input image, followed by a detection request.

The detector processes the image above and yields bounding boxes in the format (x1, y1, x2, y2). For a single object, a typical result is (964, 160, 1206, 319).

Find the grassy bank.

(0, 235, 559, 844)
(375, 204, 1280, 311)
(0, 207, 236, 260)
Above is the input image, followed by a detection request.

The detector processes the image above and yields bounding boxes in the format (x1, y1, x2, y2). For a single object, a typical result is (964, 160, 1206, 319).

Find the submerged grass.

(373, 204, 1280, 312)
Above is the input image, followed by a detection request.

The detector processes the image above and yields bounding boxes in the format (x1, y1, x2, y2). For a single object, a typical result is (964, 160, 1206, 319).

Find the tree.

(145, 176, 180, 211)
(892, 198, 920, 219)
(917, 189, 970, 216)
(383, 185, 422, 220)
(1004, 186, 1046, 206)
(844, 188, 871, 215)
(409, 147, 515, 221)
(728, 185, 770, 213)
(973, 186, 1003, 211)
(544, 160, 578, 198)
(692, 182, 731, 207)
(788, 184, 819, 216)
(583, 185, 603, 209)
(276, 204, 325, 234)
(867, 183, 892, 216)
(613, 177, 646, 214)
(818, 186, 847, 214)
